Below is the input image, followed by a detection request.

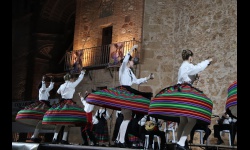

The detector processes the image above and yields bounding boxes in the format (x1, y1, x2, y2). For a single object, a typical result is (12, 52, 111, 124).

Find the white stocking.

(53, 125, 62, 140)
(31, 121, 42, 138)
(117, 120, 130, 143)
(62, 125, 69, 141)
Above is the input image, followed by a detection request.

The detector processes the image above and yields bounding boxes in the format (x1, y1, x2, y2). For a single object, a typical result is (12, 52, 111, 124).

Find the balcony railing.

(65, 40, 140, 73)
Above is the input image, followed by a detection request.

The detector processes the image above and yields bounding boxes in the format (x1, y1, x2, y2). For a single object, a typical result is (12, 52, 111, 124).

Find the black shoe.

(30, 137, 42, 143)
(52, 138, 58, 144)
(148, 145, 153, 150)
(185, 140, 190, 150)
(82, 142, 88, 146)
(110, 141, 118, 147)
(176, 144, 187, 150)
(203, 139, 206, 144)
(61, 140, 70, 144)
(217, 140, 224, 145)
(119, 142, 127, 148)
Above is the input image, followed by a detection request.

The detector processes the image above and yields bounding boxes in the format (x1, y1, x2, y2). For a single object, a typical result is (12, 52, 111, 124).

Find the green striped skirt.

(42, 99, 87, 126)
(226, 81, 237, 110)
(86, 86, 152, 114)
(15, 100, 55, 129)
(149, 83, 213, 124)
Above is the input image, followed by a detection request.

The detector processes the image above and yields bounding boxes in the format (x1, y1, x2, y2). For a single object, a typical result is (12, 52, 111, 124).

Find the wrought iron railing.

(65, 40, 140, 73)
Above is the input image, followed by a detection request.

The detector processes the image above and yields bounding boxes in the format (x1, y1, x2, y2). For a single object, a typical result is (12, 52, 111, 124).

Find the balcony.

(64, 40, 140, 73)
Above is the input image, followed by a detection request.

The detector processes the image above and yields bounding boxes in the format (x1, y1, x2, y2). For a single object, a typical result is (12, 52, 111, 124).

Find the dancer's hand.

(50, 76, 54, 82)
(42, 75, 46, 81)
(146, 73, 154, 80)
(129, 45, 138, 53)
(208, 57, 213, 63)
(81, 69, 86, 74)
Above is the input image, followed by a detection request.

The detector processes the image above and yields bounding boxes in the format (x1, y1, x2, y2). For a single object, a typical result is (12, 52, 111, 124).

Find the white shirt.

(39, 81, 54, 101)
(115, 110, 122, 118)
(80, 97, 94, 113)
(119, 52, 148, 86)
(177, 60, 210, 84)
(216, 114, 237, 124)
(57, 71, 85, 99)
(94, 108, 110, 120)
(138, 115, 158, 126)
(92, 115, 99, 124)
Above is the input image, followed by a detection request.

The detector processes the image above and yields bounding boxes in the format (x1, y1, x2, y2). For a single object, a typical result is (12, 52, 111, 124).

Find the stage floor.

(12, 142, 237, 150)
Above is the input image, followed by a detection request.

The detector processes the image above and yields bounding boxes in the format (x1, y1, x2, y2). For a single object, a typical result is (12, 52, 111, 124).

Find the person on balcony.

(110, 43, 124, 65)
(42, 70, 87, 144)
(15, 75, 54, 143)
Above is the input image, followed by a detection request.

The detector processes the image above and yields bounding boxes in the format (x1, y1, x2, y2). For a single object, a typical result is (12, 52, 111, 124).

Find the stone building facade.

(69, 0, 237, 147)
(12, 0, 237, 147)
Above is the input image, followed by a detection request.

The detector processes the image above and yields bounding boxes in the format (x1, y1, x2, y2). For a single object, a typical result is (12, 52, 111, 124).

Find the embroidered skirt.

(42, 99, 87, 126)
(86, 86, 152, 114)
(149, 83, 213, 124)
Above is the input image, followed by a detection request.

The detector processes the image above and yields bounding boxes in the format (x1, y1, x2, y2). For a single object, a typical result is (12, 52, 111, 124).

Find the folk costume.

(225, 81, 237, 117)
(80, 91, 96, 146)
(15, 76, 54, 143)
(42, 70, 87, 144)
(86, 45, 154, 148)
(149, 49, 213, 150)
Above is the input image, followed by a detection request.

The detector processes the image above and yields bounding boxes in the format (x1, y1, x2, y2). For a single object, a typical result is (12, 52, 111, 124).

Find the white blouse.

(57, 71, 85, 99)
(119, 52, 147, 86)
(138, 115, 158, 126)
(80, 97, 94, 113)
(39, 81, 54, 101)
(94, 108, 110, 120)
(177, 60, 210, 84)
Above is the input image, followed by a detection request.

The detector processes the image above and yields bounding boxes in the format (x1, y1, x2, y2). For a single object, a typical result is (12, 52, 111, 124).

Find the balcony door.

(101, 26, 112, 64)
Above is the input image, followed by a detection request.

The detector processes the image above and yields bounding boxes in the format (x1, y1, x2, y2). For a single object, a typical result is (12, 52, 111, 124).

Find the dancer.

(86, 44, 154, 148)
(42, 70, 87, 144)
(111, 110, 124, 146)
(225, 81, 237, 119)
(16, 75, 54, 143)
(79, 91, 96, 146)
(92, 107, 110, 146)
(149, 49, 213, 150)
(115, 44, 154, 148)
(220, 80, 237, 146)
(125, 112, 144, 148)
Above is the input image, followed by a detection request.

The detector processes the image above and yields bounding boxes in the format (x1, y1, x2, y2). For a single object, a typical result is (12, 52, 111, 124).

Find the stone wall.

(74, 0, 144, 50)
(70, 0, 237, 147)
(141, 0, 237, 147)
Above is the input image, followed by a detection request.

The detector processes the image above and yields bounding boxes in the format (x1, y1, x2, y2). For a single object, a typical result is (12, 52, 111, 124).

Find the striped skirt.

(149, 83, 213, 124)
(15, 100, 55, 129)
(85, 86, 152, 114)
(226, 81, 237, 116)
(42, 99, 87, 126)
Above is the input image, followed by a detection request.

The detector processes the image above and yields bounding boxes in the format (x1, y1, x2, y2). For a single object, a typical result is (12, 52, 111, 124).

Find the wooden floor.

(12, 142, 237, 150)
